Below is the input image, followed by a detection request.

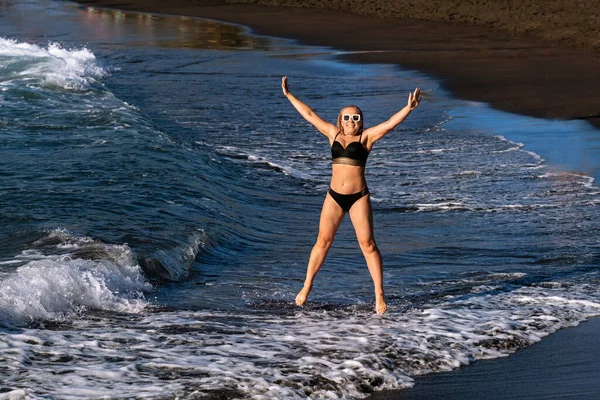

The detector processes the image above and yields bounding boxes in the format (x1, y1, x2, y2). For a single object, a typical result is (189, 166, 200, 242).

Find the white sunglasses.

(342, 114, 361, 122)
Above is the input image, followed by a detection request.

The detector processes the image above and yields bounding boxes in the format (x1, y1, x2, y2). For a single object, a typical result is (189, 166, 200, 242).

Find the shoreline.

(65, 3, 600, 398)
(368, 317, 600, 400)
(72, 1, 600, 129)
(4, 2, 600, 400)
(44, 0, 600, 400)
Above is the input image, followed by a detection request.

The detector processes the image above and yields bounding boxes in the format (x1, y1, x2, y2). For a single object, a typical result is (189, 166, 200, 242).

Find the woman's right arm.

(282, 76, 337, 139)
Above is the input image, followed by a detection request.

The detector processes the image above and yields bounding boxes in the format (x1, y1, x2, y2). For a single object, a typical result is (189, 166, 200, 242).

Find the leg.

(296, 193, 345, 306)
(348, 195, 387, 314)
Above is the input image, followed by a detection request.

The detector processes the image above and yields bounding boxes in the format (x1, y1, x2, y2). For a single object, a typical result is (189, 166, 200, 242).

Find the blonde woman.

(282, 76, 421, 314)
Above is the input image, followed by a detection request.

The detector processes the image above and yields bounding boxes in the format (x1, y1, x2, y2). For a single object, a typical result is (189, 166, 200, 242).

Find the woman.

(282, 76, 421, 314)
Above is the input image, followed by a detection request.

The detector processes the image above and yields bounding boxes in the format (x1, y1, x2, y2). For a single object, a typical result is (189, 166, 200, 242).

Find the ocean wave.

(0, 37, 107, 90)
(537, 171, 596, 187)
(139, 230, 208, 282)
(210, 143, 319, 181)
(0, 229, 151, 327)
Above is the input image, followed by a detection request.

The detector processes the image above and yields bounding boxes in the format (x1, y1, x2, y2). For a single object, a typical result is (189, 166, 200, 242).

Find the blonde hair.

(336, 105, 363, 135)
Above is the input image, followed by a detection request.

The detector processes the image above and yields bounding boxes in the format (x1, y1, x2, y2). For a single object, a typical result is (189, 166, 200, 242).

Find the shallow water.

(1, 1, 599, 398)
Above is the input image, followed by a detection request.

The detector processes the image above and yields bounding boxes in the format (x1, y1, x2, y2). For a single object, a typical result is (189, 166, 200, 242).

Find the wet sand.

(73, 0, 600, 129)
(369, 317, 600, 400)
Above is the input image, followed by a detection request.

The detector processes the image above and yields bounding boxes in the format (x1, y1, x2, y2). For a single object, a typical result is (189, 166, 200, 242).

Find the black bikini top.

(331, 132, 369, 166)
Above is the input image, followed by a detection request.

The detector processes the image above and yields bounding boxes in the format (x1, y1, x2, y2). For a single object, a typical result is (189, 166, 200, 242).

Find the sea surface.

(1, 1, 600, 399)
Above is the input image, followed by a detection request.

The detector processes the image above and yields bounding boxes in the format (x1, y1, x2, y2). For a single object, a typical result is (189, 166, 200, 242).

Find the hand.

(282, 76, 289, 96)
(408, 88, 421, 110)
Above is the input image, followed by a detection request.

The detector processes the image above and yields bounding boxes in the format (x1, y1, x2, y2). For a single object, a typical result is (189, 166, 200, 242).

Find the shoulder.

(361, 128, 376, 150)
(328, 130, 341, 144)
(362, 124, 392, 147)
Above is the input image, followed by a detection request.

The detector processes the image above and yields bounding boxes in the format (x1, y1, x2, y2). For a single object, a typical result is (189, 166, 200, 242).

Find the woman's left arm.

(364, 88, 421, 147)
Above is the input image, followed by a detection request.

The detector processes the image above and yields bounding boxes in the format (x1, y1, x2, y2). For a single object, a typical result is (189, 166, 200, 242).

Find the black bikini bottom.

(328, 187, 369, 212)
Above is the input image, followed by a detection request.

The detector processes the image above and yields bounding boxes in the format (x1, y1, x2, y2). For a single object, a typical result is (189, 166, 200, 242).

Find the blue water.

(1, 1, 600, 398)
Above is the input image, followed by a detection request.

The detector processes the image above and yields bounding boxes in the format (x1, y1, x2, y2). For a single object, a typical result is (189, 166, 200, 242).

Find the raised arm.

(364, 88, 421, 147)
(282, 76, 338, 140)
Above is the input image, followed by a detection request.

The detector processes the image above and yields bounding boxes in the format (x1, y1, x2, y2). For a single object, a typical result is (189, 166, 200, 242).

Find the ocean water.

(1, 1, 600, 399)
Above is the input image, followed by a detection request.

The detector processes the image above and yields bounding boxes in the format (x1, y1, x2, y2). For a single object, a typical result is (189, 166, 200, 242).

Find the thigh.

(318, 192, 346, 239)
(348, 194, 374, 242)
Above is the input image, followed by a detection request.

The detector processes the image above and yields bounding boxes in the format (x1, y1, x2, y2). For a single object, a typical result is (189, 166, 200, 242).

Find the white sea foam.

(522, 150, 545, 165)
(0, 229, 151, 327)
(490, 144, 524, 153)
(0, 37, 106, 90)
(213, 144, 318, 181)
(406, 147, 459, 154)
(0, 390, 29, 400)
(538, 171, 595, 187)
(455, 170, 481, 176)
(492, 135, 544, 165)
(1, 283, 599, 399)
(414, 201, 467, 212)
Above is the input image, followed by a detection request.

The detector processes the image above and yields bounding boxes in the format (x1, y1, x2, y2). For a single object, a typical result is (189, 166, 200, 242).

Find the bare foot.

(295, 284, 312, 306)
(375, 294, 387, 314)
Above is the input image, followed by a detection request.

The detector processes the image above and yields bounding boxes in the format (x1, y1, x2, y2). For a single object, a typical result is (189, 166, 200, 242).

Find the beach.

(1, 1, 599, 398)
(70, 2, 600, 399)
(74, 0, 600, 128)
(370, 317, 600, 399)
(68, 2, 600, 399)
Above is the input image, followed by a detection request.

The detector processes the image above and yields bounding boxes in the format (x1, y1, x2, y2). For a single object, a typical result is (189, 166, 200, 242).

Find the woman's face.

(340, 106, 362, 136)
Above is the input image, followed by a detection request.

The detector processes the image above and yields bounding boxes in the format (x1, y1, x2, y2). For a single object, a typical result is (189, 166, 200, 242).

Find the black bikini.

(328, 132, 370, 212)
(331, 132, 369, 167)
(328, 187, 370, 212)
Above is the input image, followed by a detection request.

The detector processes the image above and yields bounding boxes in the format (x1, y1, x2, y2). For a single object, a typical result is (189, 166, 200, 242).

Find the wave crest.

(0, 37, 107, 90)
(0, 229, 151, 327)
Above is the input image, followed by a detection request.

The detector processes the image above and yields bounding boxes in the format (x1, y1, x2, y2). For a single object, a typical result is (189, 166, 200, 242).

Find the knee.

(315, 235, 334, 250)
(358, 238, 379, 254)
